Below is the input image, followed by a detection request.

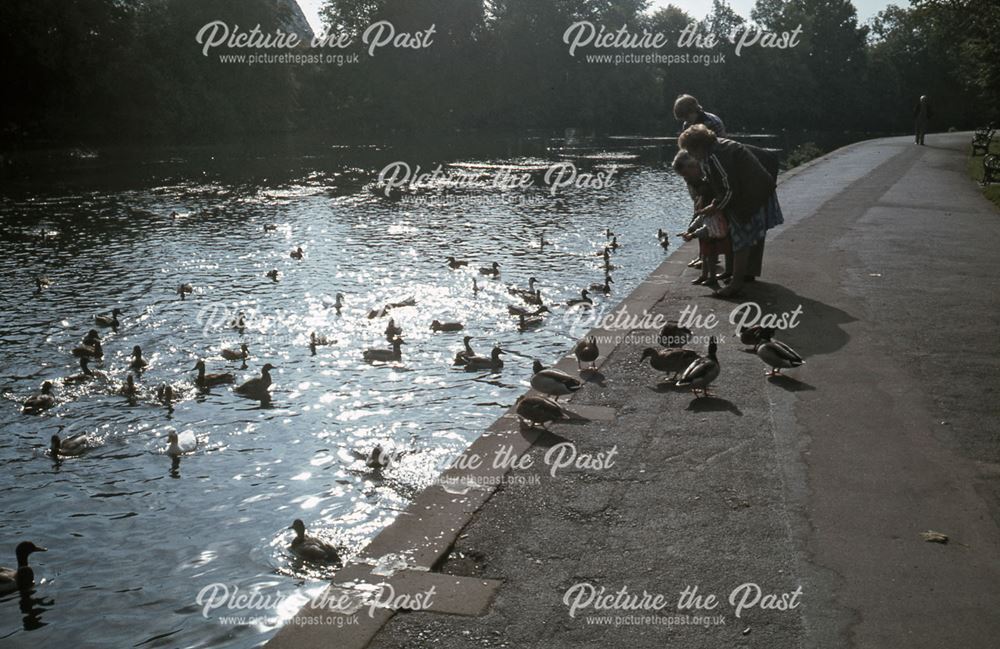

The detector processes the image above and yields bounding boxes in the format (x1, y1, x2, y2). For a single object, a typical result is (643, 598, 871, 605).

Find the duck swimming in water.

(289, 519, 341, 564)
(589, 275, 613, 294)
(230, 312, 247, 331)
(462, 345, 504, 372)
(221, 343, 249, 363)
(119, 374, 138, 400)
(508, 277, 538, 301)
(530, 361, 582, 401)
(34, 276, 51, 294)
(566, 289, 593, 307)
(177, 283, 193, 299)
(508, 304, 549, 319)
(64, 356, 94, 383)
(452, 336, 476, 366)
(234, 363, 275, 401)
(50, 433, 90, 457)
(129, 345, 148, 372)
(385, 318, 403, 341)
(479, 261, 500, 277)
(431, 320, 464, 332)
(156, 383, 175, 409)
(0, 542, 46, 596)
(166, 430, 198, 457)
(445, 256, 469, 269)
(290, 246, 304, 260)
(266, 269, 279, 282)
(192, 360, 235, 387)
(72, 339, 103, 360)
(363, 338, 405, 363)
(22, 382, 55, 415)
(94, 308, 121, 328)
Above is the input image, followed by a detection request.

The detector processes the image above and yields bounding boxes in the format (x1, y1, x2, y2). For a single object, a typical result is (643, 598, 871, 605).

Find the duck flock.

(7, 218, 805, 597)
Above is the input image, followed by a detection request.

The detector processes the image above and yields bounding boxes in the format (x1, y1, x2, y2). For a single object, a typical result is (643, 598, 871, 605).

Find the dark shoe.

(687, 258, 702, 269)
(716, 272, 732, 282)
(691, 277, 707, 285)
(712, 286, 744, 299)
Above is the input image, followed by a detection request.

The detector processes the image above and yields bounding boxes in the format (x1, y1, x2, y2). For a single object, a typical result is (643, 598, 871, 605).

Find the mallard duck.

(72, 339, 103, 360)
(463, 345, 504, 372)
(366, 444, 390, 470)
(34, 276, 51, 293)
(0, 542, 46, 596)
(479, 262, 500, 277)
(530, 360, 581, 400)
(508, 304, 549, 318)
(589, 276, 613, 294)
(567, 290, 593, 307)
(156, 383, 175, 408)
(756, 339, 804, 375)
(522, 289, 544, 306)
(290, 246, 304, 260)
(289, 519, 341, 564)
(309, 332, 335, 353)
(640, 347, 700, 381)
(446, 256, 469, 269)
(177, 283, 193, 299)
(323, 293, 345, 312)
(64, 356, 94, 383)
(574, 336, 599, 370)
(50, 433, 90, 457)
(508, 277, 538, 300)
(515, 395, 567, 429)
(166, 430, 198, 457)
(656, 228, 670, 250)
(676, 337, 720, 397)
(221, 343, 250, 362)
(94, 308, 121, 328)
(129, 345, 148, 372)
(385, 318, 403, 341)
(266, 269, 279, 281)
(518, 313, 545, 330)
(659, 322, 693, 348)
(452, 336, 476, 366)
(740, 325, 776, 348)
(363, 337, 405, 363)
(367, 297, 417, 320)
(431, 320, 464, 332)
(119, 374, 138, 399)
(608, 236, 620, 250)
(263, 223, 278, 232)
(82, 329, 101, 345)
(22, 382, 55, 415)
(235, 363, 275, 400)
(597, 246, 611, 259)
(192, 360, 235, 387)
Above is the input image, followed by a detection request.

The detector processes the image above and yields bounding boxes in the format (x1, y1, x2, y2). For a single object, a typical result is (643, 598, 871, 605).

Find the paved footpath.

(267, 132, 1000, 648)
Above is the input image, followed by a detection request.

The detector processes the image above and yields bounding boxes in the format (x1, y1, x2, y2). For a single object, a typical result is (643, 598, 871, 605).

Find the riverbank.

(266, 131, 1000, 648)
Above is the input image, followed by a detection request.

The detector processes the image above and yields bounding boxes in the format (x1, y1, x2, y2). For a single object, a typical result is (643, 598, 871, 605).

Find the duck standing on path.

(574, 337, 600, 370)
(659, 322, 693, 348)
(479, 261, 501, 277)
(463, 345, 504, 372)
(363, 337, 405, 363)
(755, 339, 805, 376)
(94, 308, 121, 328)
(640, 347, 700, 381)
(235, 363, 276, 401)
(0, 542, 46, 596)
(740, 325, 776, 349)
(530, 360, 582, 401)
(289, 519, 341, 564)
(676, 337, 720, 398)
(130, 345, 148, 372)
(515, 395, 568, 429)
(22, 382, 55, 415)
(192, 360, 235, 388)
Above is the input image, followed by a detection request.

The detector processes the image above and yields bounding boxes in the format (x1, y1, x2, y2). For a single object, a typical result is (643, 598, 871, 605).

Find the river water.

(0, 135, 698, 647)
